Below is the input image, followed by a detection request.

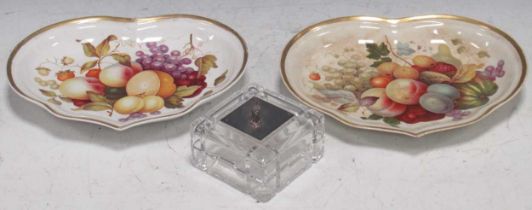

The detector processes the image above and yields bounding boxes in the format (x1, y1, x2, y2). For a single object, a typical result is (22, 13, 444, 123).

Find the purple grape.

(497, 60, 505, 67)
(152, 61, 163, 69)
(170, 71, 181, 78)
(158, 45, 169, 53)
(181, 58, 192, 65)
(485, 66, 495, 73)
(149, 49, 159, 54)
(164, 63, 177, 71)
(179, 74, 187, 80)
(163, 54, 170, 59)
(146, 42, 157, 48)
(168, 56, 179, 64)
(154, 56, 165, 62)
(135, 51, 145, 57)
(153, 52, 165, 57)
(135, 58, 143, 63)
(184, 67, 194, 73)
(142, 57, 152, 63)
(170, 50, 181, 56)
(478, 71, 495, 81)
(496, 70, 505, 77)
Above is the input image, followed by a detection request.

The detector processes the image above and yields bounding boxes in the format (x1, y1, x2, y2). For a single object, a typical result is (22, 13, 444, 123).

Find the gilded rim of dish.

(7, 14, 248, 130)
(280, 14, 527, 137)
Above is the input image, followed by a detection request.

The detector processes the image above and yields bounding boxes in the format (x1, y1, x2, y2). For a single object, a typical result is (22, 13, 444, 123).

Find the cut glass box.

(191, 84, 324, 202)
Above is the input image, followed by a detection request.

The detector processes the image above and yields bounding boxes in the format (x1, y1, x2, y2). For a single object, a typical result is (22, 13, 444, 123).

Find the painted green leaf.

(96, 35, 118, 56)
(164, 95, 184, 108)
(39, 89, 57, 97)
(202, 90, 213, 97)
(111, 53, 131, 66)
(477, 51, 490, 58)
(383, 117, 400, 127)
(87, 91, 108, 103)
(75, 102, 112, 111)
(368, 114, 383, 120)
(338, 103, 359, 112)
(47, 98, 61, 105)
(195, 55, 218, 75)
(420, 71, 452, 84)
(82, 42, 98, 57)
(59, 96, 72, 102)
(214, 70, 228, 86)
(80, 60, 98, 73)
(451, 38, 462, 45)
(175, 85, 201, 98)
(366, 42, 390, 60)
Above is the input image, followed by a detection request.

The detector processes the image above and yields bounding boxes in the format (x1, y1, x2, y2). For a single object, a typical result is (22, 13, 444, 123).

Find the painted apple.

(361, 88, 406, 117)
(385, 79, 427, 105)
(126, 70, 161, 96)
(99, 63, 141, 88)
(59, 77, 105, 100)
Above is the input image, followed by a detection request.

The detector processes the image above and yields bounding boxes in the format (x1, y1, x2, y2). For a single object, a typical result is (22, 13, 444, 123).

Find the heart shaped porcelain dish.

(281, 15, 526, 137)
(8, 14, 247, 130)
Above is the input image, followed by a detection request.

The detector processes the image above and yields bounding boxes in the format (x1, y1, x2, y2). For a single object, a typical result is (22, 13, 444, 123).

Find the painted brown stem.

(385, 35, 413, 66)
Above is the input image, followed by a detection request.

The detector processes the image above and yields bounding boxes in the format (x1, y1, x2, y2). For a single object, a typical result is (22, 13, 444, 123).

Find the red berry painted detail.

(173, 71, 208, 98)
(430, 62, 457, 77)
(411, 65, 428, 72)
(397, 105, 445, 124)
(72, 99, 90, 107)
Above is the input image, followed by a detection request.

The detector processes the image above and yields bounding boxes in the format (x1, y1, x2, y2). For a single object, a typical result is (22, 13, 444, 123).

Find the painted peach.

(131, 62, 143, 72)
(377, 62, 399, 76)
(385, 79, 427, 105)
(361, 88, 406, 117)
(393, 66, 419, 79)
(59, 77, 105, 100)
(99, 63, 141, 88)
(126, 71, 161, 96)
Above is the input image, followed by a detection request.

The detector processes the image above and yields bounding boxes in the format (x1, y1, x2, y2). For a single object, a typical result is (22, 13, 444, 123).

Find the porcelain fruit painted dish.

(8, 14, 247, 130)
(281, 15, 526, 137)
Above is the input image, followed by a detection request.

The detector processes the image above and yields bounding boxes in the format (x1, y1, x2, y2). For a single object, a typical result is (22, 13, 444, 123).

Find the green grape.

(333, 79, 345, 86)
(344, 85, 357, 92)
(337, 59, 348, 66)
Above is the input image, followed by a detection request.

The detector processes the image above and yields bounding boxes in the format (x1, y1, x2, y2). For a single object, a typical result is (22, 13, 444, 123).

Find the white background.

(0, 0, 531, 209)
